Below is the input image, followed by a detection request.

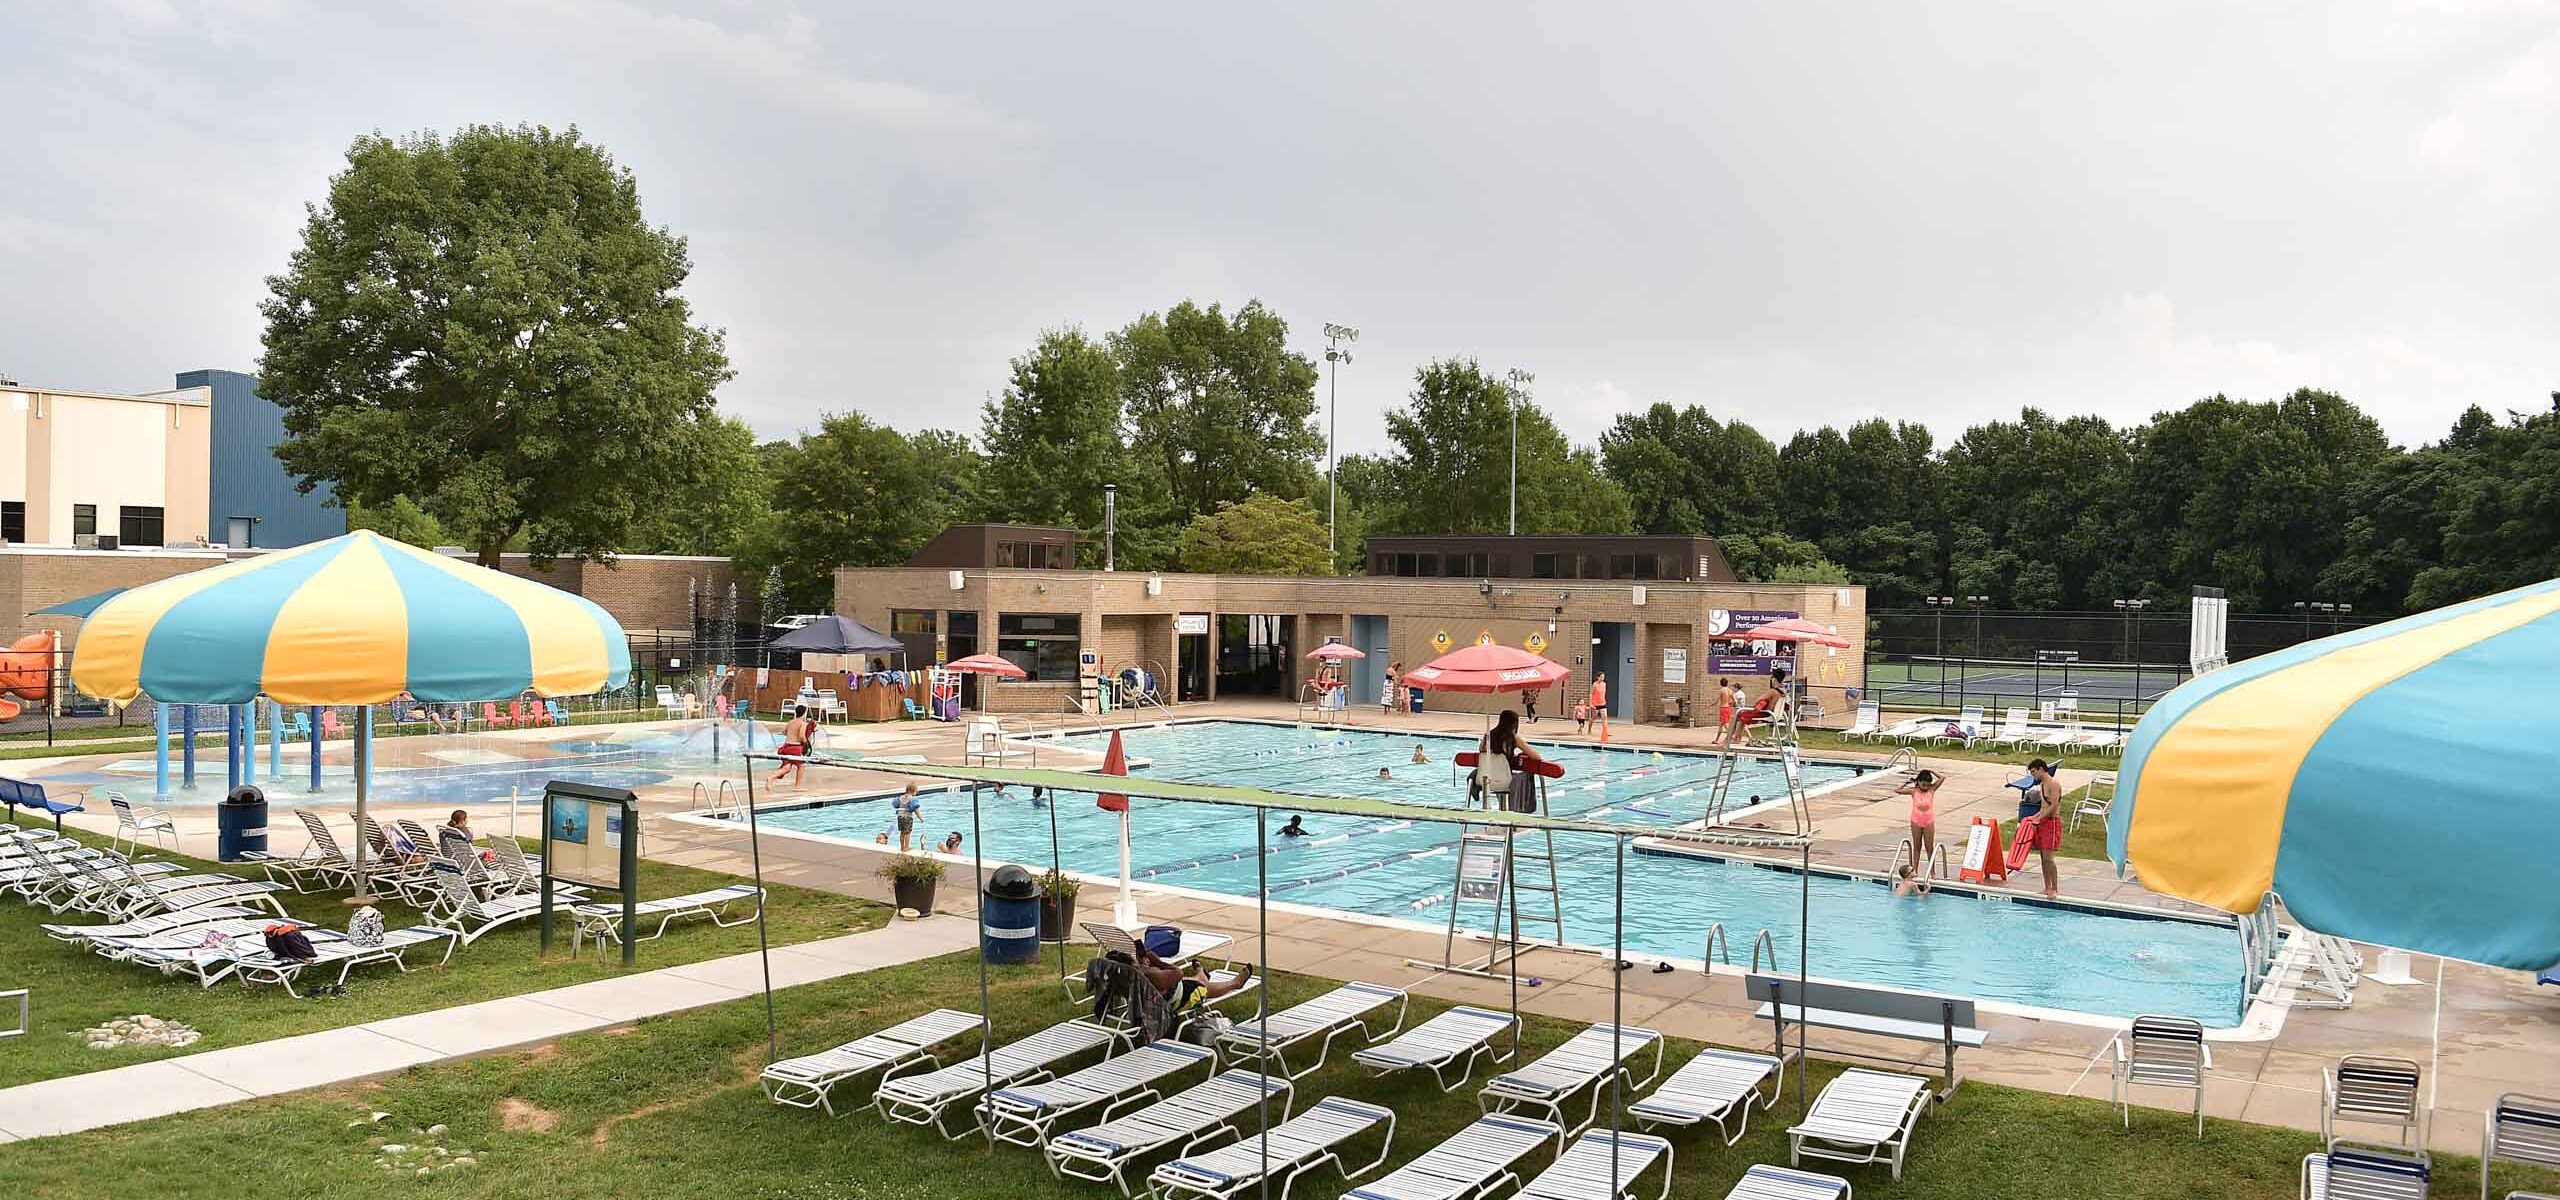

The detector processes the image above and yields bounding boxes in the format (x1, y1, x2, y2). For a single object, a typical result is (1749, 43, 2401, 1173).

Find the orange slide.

(0, 631, 58, 720)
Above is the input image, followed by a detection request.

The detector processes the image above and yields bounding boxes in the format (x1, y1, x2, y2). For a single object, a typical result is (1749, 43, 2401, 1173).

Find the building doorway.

(1177, 630, 1210, 701)
(1592, 621, 1634, 720)
(1349, 614, 1389, 708)
(1216, 614, 1293, 696)
(946, 611, 980, 709)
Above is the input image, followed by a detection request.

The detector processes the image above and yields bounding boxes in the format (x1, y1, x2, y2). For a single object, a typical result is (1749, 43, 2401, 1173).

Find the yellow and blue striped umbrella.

(2108, 578, 2560, 969)
(71, 530, 630, 706)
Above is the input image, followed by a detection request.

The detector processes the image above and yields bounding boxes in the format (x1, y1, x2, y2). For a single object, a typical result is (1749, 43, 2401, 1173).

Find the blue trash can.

(981, 865, 1041, 964)
(217, 785, 268, 862)
(1408, 687, 1425, 714)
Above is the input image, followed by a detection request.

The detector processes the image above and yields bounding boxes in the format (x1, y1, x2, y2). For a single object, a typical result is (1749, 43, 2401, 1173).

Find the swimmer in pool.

(1376, 767, 1392, 781)
(1410, 745, 1427, 764)
(1278, 814, 1308, 837)
(1893, 863, 1931, 898)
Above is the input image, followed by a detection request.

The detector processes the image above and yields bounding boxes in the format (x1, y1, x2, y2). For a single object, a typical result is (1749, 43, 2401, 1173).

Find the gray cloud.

(2, 0, 2551, 454)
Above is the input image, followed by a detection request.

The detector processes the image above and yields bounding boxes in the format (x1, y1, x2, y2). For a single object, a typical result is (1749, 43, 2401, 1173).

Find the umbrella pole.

(348, 715, 374, 904)
(1113, 809, 1136, 928)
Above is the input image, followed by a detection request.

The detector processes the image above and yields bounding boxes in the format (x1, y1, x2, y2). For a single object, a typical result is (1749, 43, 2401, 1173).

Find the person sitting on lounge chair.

(1135, 949, 1253, 1016)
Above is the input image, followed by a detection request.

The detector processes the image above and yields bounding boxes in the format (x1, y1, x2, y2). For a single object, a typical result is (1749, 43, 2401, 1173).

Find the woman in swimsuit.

(1895, 768, 1941, 876)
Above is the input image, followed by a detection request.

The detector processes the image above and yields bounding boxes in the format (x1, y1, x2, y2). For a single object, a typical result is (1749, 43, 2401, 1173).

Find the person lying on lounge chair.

(1134, 950, 1253, 1014)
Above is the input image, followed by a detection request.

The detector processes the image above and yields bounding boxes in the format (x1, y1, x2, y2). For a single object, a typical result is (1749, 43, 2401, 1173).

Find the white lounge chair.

(761, 1008, 986, 1116)
(1718, 1164, 1853, 1200)
(254, 811, 359, 892)
(980, 1040, 1216, 1149)
(2324, 1055, 2422, 1148)
(1047, 1068, 1290, 1193)
(2483, 1093, 2560, 1200)
(1069, 922, 1253, 1006)
(2303, 1141, 2429, 1200)
(42, 904, 264, 948)
(1220, 981, 1408, 1080)
(1346, 1113, 1557, 1200)
(1789, 1068, 1931, 1180)
(1478, 1023, 1663, 1139)
(1927, 706, 1983, 747)
(420, 861, 550, 953)
(1517, 1128, 1674, 1200)
(1149, 1095, 1395, 1200)
(1627, 1047, 1785, 1145)
(105, 791, 177, 854)
(229, 926, 458, 995)
(2071, 773, 2117, 832)
(1979, 708, 2031, 748)
(874, 1018, 1116, 1138)
(1838, 702, 1881, 740)
(1868, 717, 1934, 743)
(2112, 1015, 2210, 1136)
(1352, 1005, 1517, 1092)
(570, 884, 763, 956)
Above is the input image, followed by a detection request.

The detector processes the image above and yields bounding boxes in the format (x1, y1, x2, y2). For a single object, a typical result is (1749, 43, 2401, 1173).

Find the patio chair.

(1868, 717, 1934, 743)
(1068, 922, 1250, 1004)
(1839, 701, 1881, 740)
(1345, 1113, 1557, 1200)
(1352, 1005, 1519, 1092)
(655, 685, 684, 719)
(760, 1008, 987, 1115)
(105, 790, 178, 854)
(108, 919, 348, 985)
(2, 779, 87, 832)
(288, 711, 313, 742)
(2112, 1014, 2211, 1136)
(979, 1040, 1216, 1149)
(2303, 1141, 2429, 1200)
(394, 819, 441, 860)
(509, 699, 533, 727)
(129, 876, 293, 921)
(43, 904, 264, 948)
(436, 827, 506, 897)
(1149, 1095, 1395, 1200)
(2324, 1055, 2423, 1148)
(2484, 1094, 2560, 1200)
(546, 700, 570, 725)
(1047, 1068, 1292, 1193)
(1927, 706, 1983, 747)
(873, 1018, 1119, 1138)
(484, 701, 512, 728)
(1479, 1023, 1663, 1140)
(569, 883, 763, 956)
(419, 860, 550, 955)
(1516, 1128, 1675, 1200)
(1717, 1165, 1853, 1200)
(2071, 773, 2117, 832)
(1218, 980, 1408, 1080)
(1979, 708, 2032, 748)
(320, 709, 346, 740)
(229, 925, 459, 995)
(1789, 1068, 1931, 1181)
(902, 696, 933, 721)
(253, 810, 358, 892)
(486, 837, 544, 891)
(1627, 1046, 1786, 1145)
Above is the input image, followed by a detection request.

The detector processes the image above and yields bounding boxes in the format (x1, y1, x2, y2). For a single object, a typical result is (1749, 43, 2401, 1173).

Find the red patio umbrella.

(1304, 642, 1368, 661)
(1739, 617, 1850, 648)
(1404, 642, 1571, 693)
(943, 653, 1028, 677)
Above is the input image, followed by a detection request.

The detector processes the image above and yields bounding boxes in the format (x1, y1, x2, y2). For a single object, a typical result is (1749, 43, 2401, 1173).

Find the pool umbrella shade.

(1738, 617, 1851, 648)
(2106, 576, 2560, 969)
(943, 653, 1027, 678)
(33, 587, 128, 619)
(1304, 642, 1367, 660)
(1403, 643, 1569, 693)
(766, 615, 902, 657)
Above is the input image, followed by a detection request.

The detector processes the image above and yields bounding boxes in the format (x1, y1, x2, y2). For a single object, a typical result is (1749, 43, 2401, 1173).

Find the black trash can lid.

(223, 785, 266, 806)
(986, 863, 1037, 900)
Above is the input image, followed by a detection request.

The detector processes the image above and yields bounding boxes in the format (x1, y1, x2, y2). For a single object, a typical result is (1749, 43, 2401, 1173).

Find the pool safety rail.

(1702, 923, 1730, 967)
(2238, 891, 2366, 1021)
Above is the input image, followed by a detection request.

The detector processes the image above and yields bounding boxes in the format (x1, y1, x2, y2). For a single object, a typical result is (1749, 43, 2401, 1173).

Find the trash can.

(980, 864, 1042, 965)
(217, 785, 268, 863)
(1408, 687, 1425, 714)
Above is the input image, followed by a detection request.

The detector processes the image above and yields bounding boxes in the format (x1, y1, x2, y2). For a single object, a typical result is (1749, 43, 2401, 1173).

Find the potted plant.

(1037, 869, 1081, 940)
(877, 854, 945, 915)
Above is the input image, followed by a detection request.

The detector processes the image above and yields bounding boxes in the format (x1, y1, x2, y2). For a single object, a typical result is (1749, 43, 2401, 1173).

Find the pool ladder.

(1884, 746, 1921, 774)
(689, 780, 735, 812)
(1747, 929, 1779, 974)
(1886, 838, 1951, 879)
(1699, 923, 1782, 975)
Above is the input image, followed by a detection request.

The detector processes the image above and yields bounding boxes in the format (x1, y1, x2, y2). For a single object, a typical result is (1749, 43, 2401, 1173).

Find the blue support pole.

(181, 704, 198, 791)
(307, 706, 323, 793)
(154, 702, 171, 802)
(224, 705, 240, 790)
(267, 699, 282, 781)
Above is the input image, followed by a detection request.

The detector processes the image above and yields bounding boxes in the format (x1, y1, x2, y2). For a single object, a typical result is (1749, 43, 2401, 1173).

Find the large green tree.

(753, 414, 984, 608)
(259, 124, 738, 565)
(624, 414, 771, 559)
(1598, 403, 1781, 536)
(2124, 389, 2393, 609)
(1177, 495, 1335, 575)
(1368, 360, 1633, 536)
(1112, 300, 1324, 514)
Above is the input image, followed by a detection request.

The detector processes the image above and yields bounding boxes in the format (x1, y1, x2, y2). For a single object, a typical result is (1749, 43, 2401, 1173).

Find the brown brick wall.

(2, 550, 230, 644)
(477, 553, 745, 635)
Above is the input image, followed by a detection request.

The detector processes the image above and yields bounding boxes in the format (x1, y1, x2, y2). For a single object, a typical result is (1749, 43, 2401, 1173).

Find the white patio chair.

(1478, 1023, 1663, 1140)
(570, 883, 762, 956)
(2303, 1141, 2429, 1200)
(2323, 1055, 2422, 1148)
(873, 1018, 1116, 1139)
(2071, 773, 2117, 832)
(760, 1008, 985, 1116)
(1148, 1095, 1395, 1200)
(1627, 1047, 1784, 1145)
(979, 1040, 1216, 1149)
(1352, 1005, 1518, 1092)
(1719, 1164, 1852, 1200)
(105, 790, 178, 854)
(1789, 1068, 1931, 1180)
(1838, 702, 1881, 739)
(1217, 980, 1407, 1080)
(2111, 1014, 2210, 1136)
(1979, 708, 2031, 748)
(1046, 1068, 1291, 1194)
(2483, 1093, 2560, 1200)
(1348, 1113, 1557, 1200)
(1517, 1128, 1675, 1200)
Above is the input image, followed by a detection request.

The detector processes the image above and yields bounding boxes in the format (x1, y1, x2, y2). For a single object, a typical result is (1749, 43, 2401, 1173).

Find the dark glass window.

(1488, 553, 1511, 577)
(73, 504, 97, 537)
(1415, 554, 1442, 578)
(996, 613, 1082, 681)
(1581, 554, 1607, 579)
(890, 610, 935, 635)
(1532, 553, 1557, 579)
(119, 506, 165, 547)
(0, 502, 22, 544)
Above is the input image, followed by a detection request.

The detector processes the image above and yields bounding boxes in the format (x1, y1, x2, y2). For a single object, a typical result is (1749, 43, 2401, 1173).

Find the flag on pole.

(1097, 729, 1129, 812)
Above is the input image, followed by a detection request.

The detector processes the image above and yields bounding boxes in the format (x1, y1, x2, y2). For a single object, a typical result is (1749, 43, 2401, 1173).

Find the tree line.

(269, 126, 2555, 619)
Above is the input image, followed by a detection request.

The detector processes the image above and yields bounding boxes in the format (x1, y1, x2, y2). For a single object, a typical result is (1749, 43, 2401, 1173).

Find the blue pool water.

(760, 720, 2246, 1026)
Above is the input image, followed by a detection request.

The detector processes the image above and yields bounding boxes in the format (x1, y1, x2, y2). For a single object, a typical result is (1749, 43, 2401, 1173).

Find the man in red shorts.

(2023, 758, 2064, 899)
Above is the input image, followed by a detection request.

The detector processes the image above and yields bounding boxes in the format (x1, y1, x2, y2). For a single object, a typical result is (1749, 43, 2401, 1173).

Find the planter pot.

(891, 875, 939, 916)
(1040, 892, 1079, 940)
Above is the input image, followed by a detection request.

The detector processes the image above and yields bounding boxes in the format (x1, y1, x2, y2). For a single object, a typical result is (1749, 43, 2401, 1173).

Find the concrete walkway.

(0, 916, 975, 1143)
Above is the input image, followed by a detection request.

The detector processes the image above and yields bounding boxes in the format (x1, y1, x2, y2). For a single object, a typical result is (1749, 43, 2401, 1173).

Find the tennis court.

(1866, 655, 2188, 704)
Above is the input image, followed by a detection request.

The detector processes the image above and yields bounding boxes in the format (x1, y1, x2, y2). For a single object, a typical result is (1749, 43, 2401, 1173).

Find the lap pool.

(747, 719, 2247, 1027)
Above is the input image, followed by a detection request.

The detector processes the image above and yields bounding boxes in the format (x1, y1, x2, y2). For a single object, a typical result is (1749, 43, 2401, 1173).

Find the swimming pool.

(752, 719, 2247, 1026)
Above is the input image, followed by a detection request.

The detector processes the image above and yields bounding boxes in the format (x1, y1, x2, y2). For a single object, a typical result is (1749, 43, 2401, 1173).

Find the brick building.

(456, 552, 750, 636)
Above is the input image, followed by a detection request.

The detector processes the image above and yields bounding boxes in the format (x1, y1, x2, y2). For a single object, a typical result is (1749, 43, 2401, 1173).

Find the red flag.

(1096, 729, 1129, 813)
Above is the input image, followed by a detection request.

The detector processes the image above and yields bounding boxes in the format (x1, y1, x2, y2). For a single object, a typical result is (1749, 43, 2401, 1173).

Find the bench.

(1, 779, 86, 832)
(1745, 974, 1987, 1101)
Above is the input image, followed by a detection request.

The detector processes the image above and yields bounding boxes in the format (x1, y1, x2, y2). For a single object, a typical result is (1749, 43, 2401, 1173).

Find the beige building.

(0, 383, 212, 549)
(835, 561, 1866, 726)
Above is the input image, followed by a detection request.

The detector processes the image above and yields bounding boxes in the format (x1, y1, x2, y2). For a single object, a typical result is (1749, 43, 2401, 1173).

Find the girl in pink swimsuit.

(1896, 768, 1942, 876)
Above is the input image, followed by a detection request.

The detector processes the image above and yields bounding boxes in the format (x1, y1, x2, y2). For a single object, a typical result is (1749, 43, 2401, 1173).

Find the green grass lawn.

(0, 951, 2550, 1200)
(0, 829, 884, 1089)
(1794, 728, 2125, 774)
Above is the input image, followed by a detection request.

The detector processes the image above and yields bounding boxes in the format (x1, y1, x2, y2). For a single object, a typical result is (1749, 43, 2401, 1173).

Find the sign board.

(1456, 836, 1509, 901)
(1781, 744, 1802, 787)
(1174, 613, 1210, 636)
(1523, 631, 1548, 653)
(1661, 646, 1688, 684)
(1705, 608, 1802, 675)
(540, 781, 642, 964)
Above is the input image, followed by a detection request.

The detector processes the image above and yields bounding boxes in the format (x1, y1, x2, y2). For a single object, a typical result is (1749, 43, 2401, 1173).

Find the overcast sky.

(4, 0, 2553, 453)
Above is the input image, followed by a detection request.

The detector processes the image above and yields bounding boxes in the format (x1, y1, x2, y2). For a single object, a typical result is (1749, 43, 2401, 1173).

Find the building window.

(1581, 553, 1607, 579)
(890, 610, 936, 635)
(1612, 553, 1638, 579)
(1392, 553, 1418, 577)
(997, 613, 1082, 681)
(119, 506, 166, 547)
(1532, 553, 1557, 579)
(73, 504, 97, 538)
(1488, 553, 1511, 577)
(1415, 553, 1442, 578)
(0, 502, 21, 544)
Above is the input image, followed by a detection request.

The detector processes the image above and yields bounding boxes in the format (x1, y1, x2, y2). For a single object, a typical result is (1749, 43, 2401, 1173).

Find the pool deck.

(21, 701, 2559, 1151)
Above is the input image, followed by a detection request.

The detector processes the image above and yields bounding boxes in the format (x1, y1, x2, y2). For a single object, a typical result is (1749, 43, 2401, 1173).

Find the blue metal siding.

(178, 369, 346, 549)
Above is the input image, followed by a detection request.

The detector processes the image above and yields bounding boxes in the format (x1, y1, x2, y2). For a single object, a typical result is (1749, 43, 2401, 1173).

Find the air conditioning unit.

(1145, 574, 1163, 597)
(74, 534, 99, 549)
(97, 535, 119, 551)
(947, 570, 966, 591)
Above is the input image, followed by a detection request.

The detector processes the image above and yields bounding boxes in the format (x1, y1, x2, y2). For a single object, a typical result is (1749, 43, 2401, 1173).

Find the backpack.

(262, 925, 319, 962)
(1141, 925, 1183, 960)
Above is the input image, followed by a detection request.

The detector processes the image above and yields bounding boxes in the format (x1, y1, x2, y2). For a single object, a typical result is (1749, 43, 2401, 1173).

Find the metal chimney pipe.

(1103, 483, 1117, 572)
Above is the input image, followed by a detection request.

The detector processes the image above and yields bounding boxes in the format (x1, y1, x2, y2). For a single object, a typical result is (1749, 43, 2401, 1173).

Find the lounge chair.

(2070, 773, 2117, 833)
(1352, 1005, 1518, 1092)
(2324, 1055, 2422, 1148)
(253, 811, 359, 892)
(1927, 706, 1983, 747)
(874, 1018, 1118, 1138)
(228, 925, 458, 995)
(2484, 1094, 2560, 1200)
(1978, 708, 2031, 749)
(979, 1040, 1216, 1149)
(42, 904, 265, 947)
(1149, 1095, 1395, 1200)
(104, 791, 178, 854)
(1344, 1113, 1557, 1200)
(1478, 1023, 1663, 1139)
(110, 919, 349, 986)
(1517, 1128, 1675, 1200)
(2111, 1015, 2210, 1136)
(761, 1008, 987, 1115)
(569, 883, 763, 956)
(486, 837, 543, 891)
(1219, 981, 1408, 1080)
(419, 861, 549, 953)
(1838, 702, 1881, 740)
(1069, 922, 1255, 1008)
(2302, 1141, 2429, 1200)
(1047, 1068, 1292, 1193)
(1717, 1165, 1852, 1200)
(1627, 1047, 1785, 1145)
(1789, 1069, 1931, 1180)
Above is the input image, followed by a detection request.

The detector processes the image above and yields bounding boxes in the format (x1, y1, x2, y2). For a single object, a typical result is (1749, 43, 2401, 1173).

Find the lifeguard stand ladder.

(1700, 701, 1812, 832)
(1407, 782, 1564, 982)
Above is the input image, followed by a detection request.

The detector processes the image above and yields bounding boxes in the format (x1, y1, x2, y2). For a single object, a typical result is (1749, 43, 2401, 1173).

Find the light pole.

(2293, 600, 2341, 644)
(2113, 597, 2151, 714)
(1323, 323, 1359, 559)
(1505, 368, 1533, 535)
(1924, 596, 1954, 703)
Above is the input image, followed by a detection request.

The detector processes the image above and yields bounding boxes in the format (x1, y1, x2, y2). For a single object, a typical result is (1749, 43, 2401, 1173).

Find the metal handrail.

(1702, 923, 1730, 967)
(1748, 929, 1778, 974)
(1928, 841, 1950, 879)
(1885, 746, 1920, 773)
